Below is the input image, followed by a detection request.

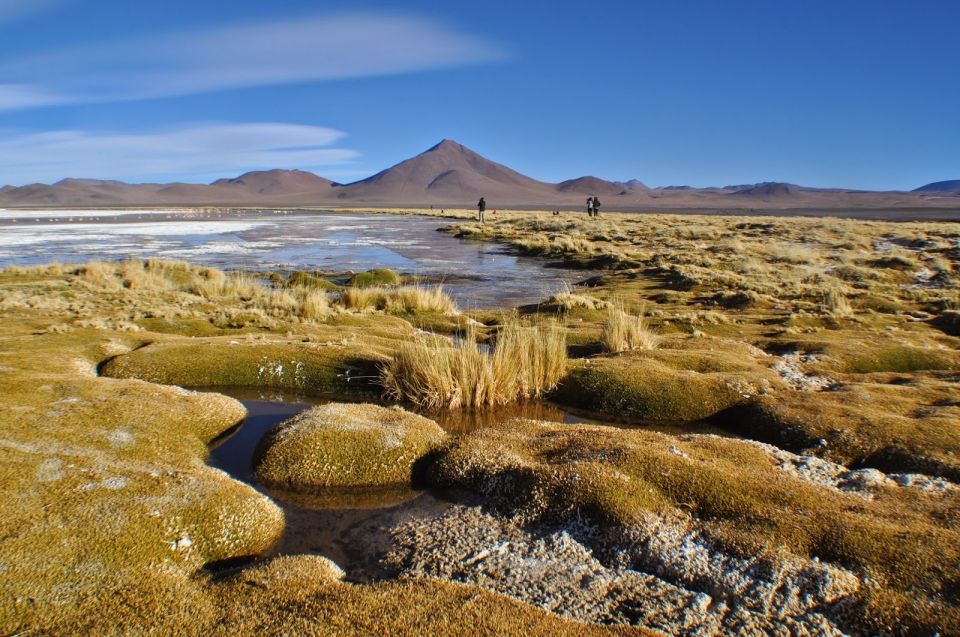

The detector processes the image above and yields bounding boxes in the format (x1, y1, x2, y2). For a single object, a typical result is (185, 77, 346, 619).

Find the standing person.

(478, 197, 486, 223)
(586, 196, 594, 217)
(592, 196, 601, 217)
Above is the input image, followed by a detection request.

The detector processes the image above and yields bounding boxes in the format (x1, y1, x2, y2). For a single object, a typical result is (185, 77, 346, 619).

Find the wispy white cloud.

(0, 122, 358, 184)
(0, 0, 67, 25)
(0, 12, 506, 111)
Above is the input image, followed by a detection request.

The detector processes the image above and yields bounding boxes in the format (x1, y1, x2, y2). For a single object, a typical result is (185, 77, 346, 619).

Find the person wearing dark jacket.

(478, 197, 486, 223)
(592, 196, 601, 217)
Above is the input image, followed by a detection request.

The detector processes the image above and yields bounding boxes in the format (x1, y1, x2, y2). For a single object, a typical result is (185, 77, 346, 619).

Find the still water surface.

(0, 209, 593, 308)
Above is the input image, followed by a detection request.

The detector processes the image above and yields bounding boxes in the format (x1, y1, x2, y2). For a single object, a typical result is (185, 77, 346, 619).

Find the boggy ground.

(0, 209, 958, 636)
(0, 260, 640, 636)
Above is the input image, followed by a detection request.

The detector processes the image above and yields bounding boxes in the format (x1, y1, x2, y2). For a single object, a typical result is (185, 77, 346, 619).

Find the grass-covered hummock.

(0, 325, 286, 633)
(346, 267, 402, 287)
(422, 418, 960, 635)
(728, 374, 960, 479)
(254, 403, 446, 490)
(100, 332, 396, 398)
(557, 337, 780, 423)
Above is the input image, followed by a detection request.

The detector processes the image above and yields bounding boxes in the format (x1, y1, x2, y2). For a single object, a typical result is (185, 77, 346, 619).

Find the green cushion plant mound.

(346, 268, 401, 287)
(286, 270, 339, 291)
(254, 403, 446, 490)
(557, 346, 778, 423)
(99, 335, 395, 397)
(728, 377, 960, 479)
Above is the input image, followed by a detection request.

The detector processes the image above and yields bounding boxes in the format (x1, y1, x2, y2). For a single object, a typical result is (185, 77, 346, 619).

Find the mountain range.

(1, 139, 958, 214)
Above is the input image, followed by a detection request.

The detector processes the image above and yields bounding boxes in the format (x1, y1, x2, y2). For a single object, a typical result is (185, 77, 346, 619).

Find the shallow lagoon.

(0, 209, 594, 307)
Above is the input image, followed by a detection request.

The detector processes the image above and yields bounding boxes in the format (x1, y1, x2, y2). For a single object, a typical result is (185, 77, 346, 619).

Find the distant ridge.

(556, 176, 628, 196)
(914, 180, 960, 193)
(730, 182, 798, 197)
(1, 139, 959, 214)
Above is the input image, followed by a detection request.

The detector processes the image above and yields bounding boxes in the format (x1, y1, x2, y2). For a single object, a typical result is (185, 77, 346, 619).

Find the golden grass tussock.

(548, 283, 612, 311)
(191, 271, 260, 300)
(293, 286, 331, 320)
(254, 403, 446, 490)
(600, 303, 657, 352)
(338, 284, 458, 315)
(382, 320, 567, 410)
(821, 285, 854, 318)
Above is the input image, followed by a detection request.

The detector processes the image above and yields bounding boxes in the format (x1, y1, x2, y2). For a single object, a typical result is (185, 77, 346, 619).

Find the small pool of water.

(207, 397, 459, 581)
(202, 386, 730, 580)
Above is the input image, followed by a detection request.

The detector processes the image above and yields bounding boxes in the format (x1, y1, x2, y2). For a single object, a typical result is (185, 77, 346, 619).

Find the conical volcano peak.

(426, 139, 471, 154)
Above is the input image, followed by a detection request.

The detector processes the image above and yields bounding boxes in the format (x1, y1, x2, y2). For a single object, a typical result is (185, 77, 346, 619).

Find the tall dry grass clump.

(382, 320, 567, 409)
(292, 287, 331, 320)
(75, 261, 122, 289)
(822, 286, 854, 318)
(601, 304, 657, 353)
(339, 285, 457, 314)
(191, 271, 259, 300)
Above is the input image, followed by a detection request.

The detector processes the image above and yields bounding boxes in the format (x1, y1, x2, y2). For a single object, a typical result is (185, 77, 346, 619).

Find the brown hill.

(914, 180, 960, 193)
(212, 169, 334, 195)
(556, 176, 628, 197)
(730, 182, 798, 197)
(332, 139, 557, 204)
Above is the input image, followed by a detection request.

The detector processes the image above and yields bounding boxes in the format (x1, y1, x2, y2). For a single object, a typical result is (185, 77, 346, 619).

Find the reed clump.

(382, 320, 567, 409)
(338, 285, 458, 315)
(601, 304, 657, 353)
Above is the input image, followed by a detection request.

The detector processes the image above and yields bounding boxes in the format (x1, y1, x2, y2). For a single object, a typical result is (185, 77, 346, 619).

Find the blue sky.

(0, 0, 957, 189)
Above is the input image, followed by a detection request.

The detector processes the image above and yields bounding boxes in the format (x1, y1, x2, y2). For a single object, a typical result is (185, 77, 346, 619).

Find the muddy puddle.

(203, 386, 728, 581)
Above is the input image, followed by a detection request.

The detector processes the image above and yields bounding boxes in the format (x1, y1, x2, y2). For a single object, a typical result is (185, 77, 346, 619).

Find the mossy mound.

(0, 327, 286, 633)
(768, 335, 960, 374)
(423, 419, 960, 634)
(99, 333, 397, 397)
(254, 403, 446, 490)
(347, 268, 401, 287)
(286, 270, 340, 291)
(556, 343, 778, 423)
(727, 376, 960, 479)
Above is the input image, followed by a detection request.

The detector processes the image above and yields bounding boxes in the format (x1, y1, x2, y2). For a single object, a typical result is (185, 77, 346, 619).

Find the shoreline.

(1, 204, 959, 222)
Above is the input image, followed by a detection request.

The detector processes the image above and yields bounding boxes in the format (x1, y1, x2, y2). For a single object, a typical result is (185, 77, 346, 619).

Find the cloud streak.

(0, 122, 358, 184)
(0, 12, 505, 111)
(0, 0, 67, 25)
